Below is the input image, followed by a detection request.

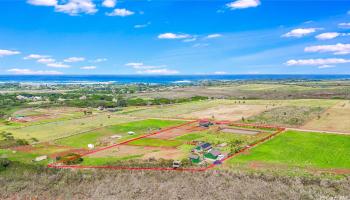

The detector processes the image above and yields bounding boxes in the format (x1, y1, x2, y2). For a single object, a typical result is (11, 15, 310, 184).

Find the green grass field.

(56, 119, 185, 148)
(0, 149, 51, 165)
(128, 138, 183, 147)
(228, 130, 350, 169)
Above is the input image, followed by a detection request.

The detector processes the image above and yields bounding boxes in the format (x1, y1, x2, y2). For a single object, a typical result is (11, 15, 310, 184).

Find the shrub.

(0, 158, 11, 170)
(59, 153, 84, 165)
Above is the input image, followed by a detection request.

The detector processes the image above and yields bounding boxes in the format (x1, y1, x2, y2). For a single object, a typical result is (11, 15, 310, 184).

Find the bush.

(0, 158, 11, 170)
(59, 153, 84, 165)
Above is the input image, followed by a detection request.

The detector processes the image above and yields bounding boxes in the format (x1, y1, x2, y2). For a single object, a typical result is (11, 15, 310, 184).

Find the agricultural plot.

(56, 119, 185, 149)
(66, 122, 279, 168)
(247, 106, 324, 127)
(302, 101, 350, 133)
(5, 114, 136, 142)
(227, 130, 350, 173)
(10, 107, 85, 124)
(126, 99, 339, 124)
(180, 104, 267, 121)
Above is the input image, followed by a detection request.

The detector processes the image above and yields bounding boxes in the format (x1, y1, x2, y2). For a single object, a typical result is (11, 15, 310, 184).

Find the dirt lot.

(149, 123, 205, 139)
(302, 101, 350, 133)
(87, 145, 185, 160)
(180, 104, 267, 121)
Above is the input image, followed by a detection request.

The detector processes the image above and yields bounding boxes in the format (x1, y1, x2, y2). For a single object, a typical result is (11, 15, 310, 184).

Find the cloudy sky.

(0, 0, 350, 75)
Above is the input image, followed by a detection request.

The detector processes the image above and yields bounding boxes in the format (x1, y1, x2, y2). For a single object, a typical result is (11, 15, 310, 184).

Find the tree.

(116, 95, 127, 107)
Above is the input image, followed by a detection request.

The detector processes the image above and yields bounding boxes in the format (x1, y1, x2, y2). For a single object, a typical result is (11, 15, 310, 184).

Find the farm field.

(302, 100, 350, 133)
(4, 114, 137, 142)
(226, 130, 350, 173)
(56, 119, 185, 148)
(131, 83, 350, 100)
(126, 99, 340, 123)
(74, 122, 278, 167)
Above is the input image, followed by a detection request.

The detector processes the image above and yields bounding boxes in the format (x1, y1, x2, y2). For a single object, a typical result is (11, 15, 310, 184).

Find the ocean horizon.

(1, 74, 350, 84)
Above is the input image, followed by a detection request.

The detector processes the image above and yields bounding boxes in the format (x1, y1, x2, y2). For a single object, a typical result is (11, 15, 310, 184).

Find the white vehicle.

(172, 160, 181, 169)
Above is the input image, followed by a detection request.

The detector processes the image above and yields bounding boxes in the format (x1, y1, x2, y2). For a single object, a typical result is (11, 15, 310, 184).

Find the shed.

(204, 149, 221, 160)
(200, 142, 212, 151)
(34, 155, 47, 162)
(189, 154, 201, 163)
(88, 144, 95, 149)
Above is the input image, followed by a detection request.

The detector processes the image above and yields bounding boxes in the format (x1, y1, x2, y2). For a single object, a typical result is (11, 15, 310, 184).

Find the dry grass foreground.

(303, 101, 350, 133)
(1, 167, 349, 200)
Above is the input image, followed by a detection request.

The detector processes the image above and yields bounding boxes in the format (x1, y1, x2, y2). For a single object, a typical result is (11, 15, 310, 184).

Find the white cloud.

(106, 8, 134, 17)
(80, 66, 96, 70)
(136, 69, 179, 75)
(206, 34, 222, 39)
(285, 58, 350, 66)
(46, 62, 70, 68)
(125, 62, 163, 69)
(318, 65, 335, 69)
(0, 49, 21, 57)
(315, 32, 340, 40)
(55, 0, 97, 16)
(102, 0, 116, 8)
(226, 0, 260, 9)
(338, 22, 350, 29)
(304, 43, 350, 55)
(27, 0, 57, 6)
(158, 33, 191, 39)
(183, 37, 197, 42)
(282, 28, 320, 38)
(23, 54, 49, 60)
(125, 62, 144, 67)
(64, 57, 85, 62)
(126, 62, 178, 74)
(37, 58, 56, 64)
(134, 22, 151, 29)
(90, 58, 107, 63)
(192, 43, 209, 48)
(7, 68, 63, 75)
(213, 71, 228, 75)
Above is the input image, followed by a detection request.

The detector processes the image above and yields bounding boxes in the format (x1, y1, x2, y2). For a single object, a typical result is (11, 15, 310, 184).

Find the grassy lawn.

(81, 155, 143, 166)
(228, 130, 350, 169)
(56, 119, 185, 148)
(128, 138, 183, 147)
(0, 149, 50, 165)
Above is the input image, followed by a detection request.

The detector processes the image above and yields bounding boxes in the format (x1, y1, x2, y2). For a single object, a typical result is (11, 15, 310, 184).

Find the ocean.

(0, 75, 350, 84)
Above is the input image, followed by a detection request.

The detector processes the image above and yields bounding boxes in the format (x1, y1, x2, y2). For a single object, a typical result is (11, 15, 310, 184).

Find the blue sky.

(0, 0, 350, 75)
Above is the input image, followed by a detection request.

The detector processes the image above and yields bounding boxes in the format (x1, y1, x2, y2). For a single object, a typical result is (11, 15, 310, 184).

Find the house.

(199, 120, 213, 128)
(204, 149, 222, 160)
(194, 142, 212, 152)
(189, 154, 201, 163)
